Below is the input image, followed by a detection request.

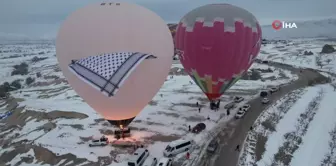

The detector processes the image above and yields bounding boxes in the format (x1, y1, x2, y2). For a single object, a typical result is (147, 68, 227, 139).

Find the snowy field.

(239, 39, 336, 166)
(0, 42, 298, 166)
(258, 39, 336, 74)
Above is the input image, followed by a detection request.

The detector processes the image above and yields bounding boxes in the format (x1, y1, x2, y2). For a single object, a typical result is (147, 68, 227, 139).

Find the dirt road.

(203, 61, 329, 166)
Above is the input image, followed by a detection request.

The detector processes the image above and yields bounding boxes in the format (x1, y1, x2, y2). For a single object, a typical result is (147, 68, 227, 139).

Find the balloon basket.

(114, 127, 131, 139)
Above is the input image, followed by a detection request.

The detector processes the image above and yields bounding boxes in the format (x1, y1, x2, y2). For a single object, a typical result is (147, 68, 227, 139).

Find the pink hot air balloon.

(175, 4, 262, 101)
(56, 2, 173, 127)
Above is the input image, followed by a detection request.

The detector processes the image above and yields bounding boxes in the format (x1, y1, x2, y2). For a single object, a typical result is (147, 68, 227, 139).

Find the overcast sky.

(0, 0, 335, 39)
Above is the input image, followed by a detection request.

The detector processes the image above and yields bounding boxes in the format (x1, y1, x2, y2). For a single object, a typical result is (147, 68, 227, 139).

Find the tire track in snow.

(320, 122, 336, 166)
(271, 87, 325, 165)
(238, 89, 306, 166)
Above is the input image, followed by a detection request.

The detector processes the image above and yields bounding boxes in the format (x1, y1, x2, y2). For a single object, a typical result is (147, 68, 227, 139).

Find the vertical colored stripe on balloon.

(221, 77, 236, 94)
(205, 76, 213, 93)
(225, 72, 245, 92)
(226, 76, 240, 90)
(191, 75, 203, 92)
(192, 71, 206, 92)
(219, 82, 229, 94)
(201, 79, 209, 93)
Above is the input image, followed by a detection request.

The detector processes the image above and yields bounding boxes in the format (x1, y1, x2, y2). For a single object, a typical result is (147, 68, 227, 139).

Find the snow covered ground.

(239, 40, 336, 166)
(0, 39, 334, 166)
(0, 43, 296, 165)
(239, 85, 336, 166)
(258, 39, 336, 74)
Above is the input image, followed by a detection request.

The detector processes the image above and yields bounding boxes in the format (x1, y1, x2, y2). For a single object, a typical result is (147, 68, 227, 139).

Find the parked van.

(143, 156, 157, 166)
(128, 148, 149, 166)
(156, 157, 173, 166)
(163, 139, 192, 157)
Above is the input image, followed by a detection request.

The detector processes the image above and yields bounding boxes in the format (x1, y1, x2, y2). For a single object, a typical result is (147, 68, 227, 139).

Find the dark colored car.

(207, 139, 219, 153)
(260, 91, 269, 97)
(192, 123, 206, 134)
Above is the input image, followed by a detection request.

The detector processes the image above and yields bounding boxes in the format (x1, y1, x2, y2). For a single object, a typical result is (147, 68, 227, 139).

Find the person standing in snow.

(188, 125, 191, 132)
(196, 102, 199, 107)
(186, 152, 190, 159)
(198, 107, 201, 113)
(235, 144, 240, 152)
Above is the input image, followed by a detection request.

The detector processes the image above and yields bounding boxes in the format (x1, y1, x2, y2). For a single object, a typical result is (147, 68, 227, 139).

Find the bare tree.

(316, 60, 324, 68)
(326, 59, 332, 64)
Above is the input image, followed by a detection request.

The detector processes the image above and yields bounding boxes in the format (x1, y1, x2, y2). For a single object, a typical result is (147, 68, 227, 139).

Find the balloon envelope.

(56, 2, 173, 126)
(175, 4, 262, 100)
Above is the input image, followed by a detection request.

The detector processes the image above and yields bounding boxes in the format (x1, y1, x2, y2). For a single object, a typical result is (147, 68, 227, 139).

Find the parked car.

(89, 136, 109, 147)
(207, 139, 219, 153)
(239, 104, 251, 112)
(260, 90, 269, 97)
(156, 157, 172, 166)
(234, 96, 244, 103)
(192, 123, 206, 134)
(143, 156, 158, 166)
(261, 98, 270, 104)
(224, 102, 235, 109)
(235, 110, 246, 119)
(269, 87, 279, 93)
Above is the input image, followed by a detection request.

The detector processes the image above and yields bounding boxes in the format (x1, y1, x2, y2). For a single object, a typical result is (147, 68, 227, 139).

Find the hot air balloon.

(175, 4, 262, 106)
(56, 2, 173, 130)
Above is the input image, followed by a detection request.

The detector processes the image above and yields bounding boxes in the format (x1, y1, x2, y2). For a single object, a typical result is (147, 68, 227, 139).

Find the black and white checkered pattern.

(68, 52, 156, 97)
(76, 52, 133, 80)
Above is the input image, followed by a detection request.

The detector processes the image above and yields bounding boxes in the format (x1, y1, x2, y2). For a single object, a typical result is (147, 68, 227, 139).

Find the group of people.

(210, 100, 221, 111)
(195, 100, 221, 112)
(100, 135, 108, 142)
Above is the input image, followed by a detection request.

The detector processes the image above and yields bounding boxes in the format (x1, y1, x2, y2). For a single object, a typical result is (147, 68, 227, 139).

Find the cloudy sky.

(0, 0, 335, 39)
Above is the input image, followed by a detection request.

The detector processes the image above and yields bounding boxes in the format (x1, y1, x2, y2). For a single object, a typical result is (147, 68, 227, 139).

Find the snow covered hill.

(0, 32, 54, 44)
(168, 18, 336, 40)
(262, 18, 336, 39)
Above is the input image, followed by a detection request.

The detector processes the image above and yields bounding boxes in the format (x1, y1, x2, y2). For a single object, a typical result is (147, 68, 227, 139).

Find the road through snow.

(202, 61, 328, 166)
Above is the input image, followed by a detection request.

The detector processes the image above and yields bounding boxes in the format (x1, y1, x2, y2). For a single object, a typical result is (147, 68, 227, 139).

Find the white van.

(156, 157, 172, 166)
(128, 148, 149, 166)
(143, 156, 157, 166)
(163, 139, 192, 157)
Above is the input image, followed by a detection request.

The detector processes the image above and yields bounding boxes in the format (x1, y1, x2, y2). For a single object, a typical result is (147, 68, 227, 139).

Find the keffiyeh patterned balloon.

(56, 2, 173, 127)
